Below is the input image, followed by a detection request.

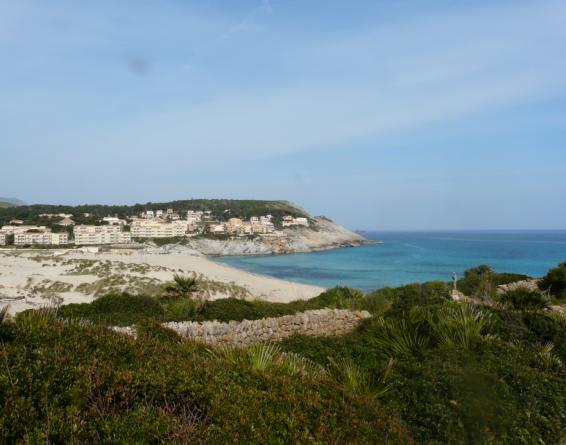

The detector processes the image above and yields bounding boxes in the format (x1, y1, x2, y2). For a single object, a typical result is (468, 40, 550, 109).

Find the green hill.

(0, 199, 309, 226)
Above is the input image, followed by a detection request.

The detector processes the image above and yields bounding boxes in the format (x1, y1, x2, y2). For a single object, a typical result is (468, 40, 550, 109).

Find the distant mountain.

(0, 197, 26, 208)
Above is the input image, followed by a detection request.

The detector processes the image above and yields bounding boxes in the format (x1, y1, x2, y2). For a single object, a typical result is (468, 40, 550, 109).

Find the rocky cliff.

(182, 216, 375, 256)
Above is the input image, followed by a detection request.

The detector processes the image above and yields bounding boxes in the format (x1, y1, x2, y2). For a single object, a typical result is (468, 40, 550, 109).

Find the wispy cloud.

(1, 0, 565, 221)
(76, 0, 566, 168)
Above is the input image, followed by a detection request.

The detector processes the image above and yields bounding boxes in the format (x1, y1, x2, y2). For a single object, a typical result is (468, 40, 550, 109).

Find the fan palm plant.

(0, 305, 9, 324)
(370, 316, 429, 357)
(329, 356, 395, 399)
(165, 274, 199, 298)
(427, 303, 493, 350)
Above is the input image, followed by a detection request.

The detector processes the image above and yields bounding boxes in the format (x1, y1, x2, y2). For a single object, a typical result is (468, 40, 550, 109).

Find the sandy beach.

(0, 247, 325, 315)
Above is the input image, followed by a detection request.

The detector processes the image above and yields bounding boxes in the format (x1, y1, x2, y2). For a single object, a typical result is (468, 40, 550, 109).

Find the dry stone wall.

(163, 309, 371, 346)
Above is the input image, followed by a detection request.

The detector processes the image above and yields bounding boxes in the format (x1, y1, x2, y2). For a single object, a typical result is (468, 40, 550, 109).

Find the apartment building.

(186, 210, 203, 223)
(209, 224, 225, 234)
(282, 216, 309, 227)
(14, 232, 69, 246)
(130, 220, 190, 238)
(74, 225, 132, 245)
(251, 224, 274, 234)
(1, 225, 48, 235)
(102, 216, 127, 226)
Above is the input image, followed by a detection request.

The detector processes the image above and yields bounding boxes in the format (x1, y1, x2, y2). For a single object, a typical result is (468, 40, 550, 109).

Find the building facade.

(74, 225, 132, 245)
(130, 220, 190, 238)
(14, 232, 69, 246)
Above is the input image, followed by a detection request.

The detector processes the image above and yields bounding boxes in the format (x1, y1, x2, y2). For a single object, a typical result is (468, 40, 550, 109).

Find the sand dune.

(0, 248, 325, 315)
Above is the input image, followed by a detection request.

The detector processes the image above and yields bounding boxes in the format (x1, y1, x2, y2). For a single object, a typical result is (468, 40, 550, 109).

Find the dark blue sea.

(215, 231, 566, 291)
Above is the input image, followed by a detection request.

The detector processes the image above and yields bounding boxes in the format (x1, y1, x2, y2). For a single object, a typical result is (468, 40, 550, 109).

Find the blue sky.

(1, 0, 565, 229)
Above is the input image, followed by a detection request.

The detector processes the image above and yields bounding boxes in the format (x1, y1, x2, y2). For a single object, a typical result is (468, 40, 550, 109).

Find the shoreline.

(202, 238, 381, 258)
(0, 247, 326, 315)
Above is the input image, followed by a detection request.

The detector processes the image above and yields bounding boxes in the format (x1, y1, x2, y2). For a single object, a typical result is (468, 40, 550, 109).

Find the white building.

(0, 233, 6, 246)
(74, 225, 132, 245)
(130, 220, 190, 238)
(14, 232, 69, 246)
(1, 225, 48, 235)
(39, 213, 73, 219)
(209, 224, 226, 234)
(282, 216, 309, 227)
(102, 216, 127, 226)
(186, 210, 203, 223)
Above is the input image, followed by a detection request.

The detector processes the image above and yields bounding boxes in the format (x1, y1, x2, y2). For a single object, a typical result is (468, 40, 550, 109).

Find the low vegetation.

(540, 262, 566, 300)
(1, 264, 565, 443)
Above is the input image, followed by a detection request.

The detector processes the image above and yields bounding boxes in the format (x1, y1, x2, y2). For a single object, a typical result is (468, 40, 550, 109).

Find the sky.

(1, 0, 565, 230)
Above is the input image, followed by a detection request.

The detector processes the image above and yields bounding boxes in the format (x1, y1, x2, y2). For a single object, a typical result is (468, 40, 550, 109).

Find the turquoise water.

(215, 231, 566, 291)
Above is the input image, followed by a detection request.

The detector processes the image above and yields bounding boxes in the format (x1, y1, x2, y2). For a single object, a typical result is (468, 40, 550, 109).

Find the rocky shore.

(181, 216, 376, 256)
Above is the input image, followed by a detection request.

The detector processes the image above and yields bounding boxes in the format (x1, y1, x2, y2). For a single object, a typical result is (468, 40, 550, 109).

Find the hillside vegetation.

(0, 199, 309, 226)
(1, 264, 565, 443)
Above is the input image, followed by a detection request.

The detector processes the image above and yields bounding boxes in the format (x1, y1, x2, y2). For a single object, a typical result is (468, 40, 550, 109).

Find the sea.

(215, 231, 566, 291)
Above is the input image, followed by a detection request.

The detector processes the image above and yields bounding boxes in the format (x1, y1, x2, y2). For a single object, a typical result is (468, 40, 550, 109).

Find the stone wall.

(163, 309, 371, 346)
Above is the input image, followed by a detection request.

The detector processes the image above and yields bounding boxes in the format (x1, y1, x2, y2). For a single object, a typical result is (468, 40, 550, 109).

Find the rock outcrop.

(497, 279, 541, 294)
(182, 216, 375, 256)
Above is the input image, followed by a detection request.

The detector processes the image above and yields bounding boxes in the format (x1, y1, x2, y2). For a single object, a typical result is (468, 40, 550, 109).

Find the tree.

(539, 262, 566, 300)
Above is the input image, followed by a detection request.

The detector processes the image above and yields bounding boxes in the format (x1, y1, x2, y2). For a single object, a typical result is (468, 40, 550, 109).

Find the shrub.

(195, 298, 294, 322)
(162, 297, 204, 321)
(329, 357, 394, 399)
(58, 293, 164, 326)
(498, 287, 547, 310)
(539, 262, 566, 299)
(306, 286, 364, 309)
(458, 265, 530, 300)
(164, 274, 200, 299)
(368, 316, 430, 357)
(427, 303, 494, 350)
(135, 319, 180, 342)
(0, 320, 410, 444)
(387, 282, 449, 315)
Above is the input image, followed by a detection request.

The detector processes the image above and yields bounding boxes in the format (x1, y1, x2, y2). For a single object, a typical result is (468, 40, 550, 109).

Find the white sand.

(0, 248, 325, 315)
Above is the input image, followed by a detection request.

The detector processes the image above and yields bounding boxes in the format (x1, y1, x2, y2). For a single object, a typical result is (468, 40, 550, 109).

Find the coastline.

(0, 247, 326, 315)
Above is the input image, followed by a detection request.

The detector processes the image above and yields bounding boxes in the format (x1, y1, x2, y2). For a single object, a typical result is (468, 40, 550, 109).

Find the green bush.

(0, 318, 410, 444)
(539, 262, 566, 299)
(426, 303, 494, 350)
(458, 265, 530, 300)
(498, 287, 548, 310)
(135, 319, 180, 342)
(279, 285, 566, 444)
(194, 298, 295, 322)
(58, 293, 164, 326)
